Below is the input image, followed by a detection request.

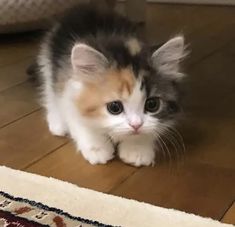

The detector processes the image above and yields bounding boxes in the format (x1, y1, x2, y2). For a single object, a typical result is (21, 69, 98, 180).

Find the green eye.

(107, 101, 123, 115)
(145, 97, 160, 113)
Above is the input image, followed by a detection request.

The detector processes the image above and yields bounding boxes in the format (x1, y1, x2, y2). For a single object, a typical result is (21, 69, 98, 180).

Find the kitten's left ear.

(151, 36, 188, 80)
(71, 43, 108, 82)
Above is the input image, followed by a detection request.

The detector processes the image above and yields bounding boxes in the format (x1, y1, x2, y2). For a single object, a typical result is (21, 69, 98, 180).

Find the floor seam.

(0, 108, 41, 130)
(23, 141, 70, 171)
(108, 167, 141, 194)
(219, 200, 235, 221)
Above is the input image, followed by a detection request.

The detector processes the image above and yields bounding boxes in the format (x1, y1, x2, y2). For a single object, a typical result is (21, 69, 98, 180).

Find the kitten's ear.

(151, 36, 187, 80)
(71, 43, 108, 81)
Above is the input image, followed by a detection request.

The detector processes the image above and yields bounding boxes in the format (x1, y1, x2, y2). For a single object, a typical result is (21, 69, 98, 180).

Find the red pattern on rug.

(0, 210, 46, 227)
(53, 216, 66, 227)
(14, 206, 34, 215)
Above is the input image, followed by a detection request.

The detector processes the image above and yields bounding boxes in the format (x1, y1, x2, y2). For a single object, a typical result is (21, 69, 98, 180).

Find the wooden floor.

(0, 3, 235, 225)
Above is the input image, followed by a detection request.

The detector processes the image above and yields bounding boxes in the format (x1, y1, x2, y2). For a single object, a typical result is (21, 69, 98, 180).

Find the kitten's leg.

(71, 127, 115, 165)
(46, 106, 67, 137)
(39, 43, 68, 137)
(44, 87, 67, 137)
(118, 136, 155, 167)
(46, 100, 67, 137)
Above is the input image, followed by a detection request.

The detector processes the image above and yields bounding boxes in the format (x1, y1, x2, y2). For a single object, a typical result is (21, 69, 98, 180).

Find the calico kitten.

(37, 5, 187, 166)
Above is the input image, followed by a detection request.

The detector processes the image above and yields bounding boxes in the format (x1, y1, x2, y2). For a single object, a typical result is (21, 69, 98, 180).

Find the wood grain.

(0, 81, 39, 128)
(0, 58, 33, 92)
(26, 143, 137, 193)
(0, 111, 67, 169)
(0, 33, 38, 67)
(111, 163, 235, 219)
(180, 44, 235, 170)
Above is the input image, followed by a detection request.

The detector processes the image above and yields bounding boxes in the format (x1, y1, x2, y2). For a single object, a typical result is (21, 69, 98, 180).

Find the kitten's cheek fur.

(118, 136, 156, 167)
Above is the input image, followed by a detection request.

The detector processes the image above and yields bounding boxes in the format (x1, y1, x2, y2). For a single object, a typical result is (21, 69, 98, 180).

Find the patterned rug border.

(0, 191, 117, 227)
(0, 209, 50, 227)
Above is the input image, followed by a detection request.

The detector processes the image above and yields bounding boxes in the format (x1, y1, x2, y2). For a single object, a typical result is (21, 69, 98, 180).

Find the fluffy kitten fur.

(37, 5, 187, 166)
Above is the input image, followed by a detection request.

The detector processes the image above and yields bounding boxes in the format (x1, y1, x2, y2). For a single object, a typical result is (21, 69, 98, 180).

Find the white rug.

(0, 166, 232, 227)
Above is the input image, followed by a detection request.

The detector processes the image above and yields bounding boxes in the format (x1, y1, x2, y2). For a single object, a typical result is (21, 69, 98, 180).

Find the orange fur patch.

(76, 68, 136, 117)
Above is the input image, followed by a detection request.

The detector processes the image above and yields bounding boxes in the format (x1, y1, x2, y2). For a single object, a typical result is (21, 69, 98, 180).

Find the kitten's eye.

(145, 97, 160, 113)
(107, 101, 123, 115)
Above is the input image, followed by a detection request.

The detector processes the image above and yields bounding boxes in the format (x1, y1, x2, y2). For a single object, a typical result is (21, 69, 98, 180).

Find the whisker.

(154, 132, 167, 161)
(155, 131, 172, 163)
(160, 131, 181, 161)
(162, 125, 186, 155)
(157, 124, 184, 149)
(104, 119, 186, 166)
(150, 123, 184, 160)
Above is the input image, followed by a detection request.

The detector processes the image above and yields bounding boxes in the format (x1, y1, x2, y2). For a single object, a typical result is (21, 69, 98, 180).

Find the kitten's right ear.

(71, 43, 108, 81)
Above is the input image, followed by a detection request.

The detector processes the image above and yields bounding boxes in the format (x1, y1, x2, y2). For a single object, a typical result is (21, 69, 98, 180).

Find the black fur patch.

(48, 5, 145, 74)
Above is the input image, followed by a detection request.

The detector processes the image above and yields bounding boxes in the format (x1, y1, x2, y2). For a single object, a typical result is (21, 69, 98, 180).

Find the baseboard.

(148, 0, 235, 5)
(119, 0, 235, 6)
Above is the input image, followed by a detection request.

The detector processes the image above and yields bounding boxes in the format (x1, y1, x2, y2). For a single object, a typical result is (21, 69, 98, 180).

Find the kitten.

(36, 5, 187, 166)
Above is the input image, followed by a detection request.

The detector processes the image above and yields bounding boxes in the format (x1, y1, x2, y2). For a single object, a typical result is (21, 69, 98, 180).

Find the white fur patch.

(125, 38, 142, 56)
(124, 80, 145, 127)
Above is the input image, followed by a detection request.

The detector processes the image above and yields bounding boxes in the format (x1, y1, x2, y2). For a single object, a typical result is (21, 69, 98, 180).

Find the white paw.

(119, 143, 155, 167)
(81, 144, 115, 165)
(47, 113, 67, 137)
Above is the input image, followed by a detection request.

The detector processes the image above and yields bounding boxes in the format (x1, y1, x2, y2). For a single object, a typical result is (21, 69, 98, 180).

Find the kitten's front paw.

(47, 113, 67, 137)
(119, 143, 155, 167)
(81, 144, 115, 165)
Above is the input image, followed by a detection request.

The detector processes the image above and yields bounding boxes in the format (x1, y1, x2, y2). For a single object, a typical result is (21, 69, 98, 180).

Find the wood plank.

(183, 52, 235, 120)
(225, 40, 235, 56)
(221, 202, 235, 225)
(186, 21, 235, 67)
(0, 57, 33, 92)
(26, 143, 136, 192)
(0, 81, 39, 128)
(111, 162, 235, 220)
(145, 4, 235, 70)
(182, 119, 235, 171)
(146, 4, 235, 44)
(180, 45, 235, 170)
(146, 4, 207, 43)
(0, 111, 67, 169)
(0, 33, 39, 67)
(0, 42, 38, 68)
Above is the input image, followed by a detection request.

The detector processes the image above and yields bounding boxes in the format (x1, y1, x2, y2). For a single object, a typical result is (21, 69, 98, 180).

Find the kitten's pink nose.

(129, 122, 143, 131)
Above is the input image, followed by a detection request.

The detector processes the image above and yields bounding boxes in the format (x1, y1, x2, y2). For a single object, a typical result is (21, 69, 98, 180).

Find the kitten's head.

(70, 36, 187, 140)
